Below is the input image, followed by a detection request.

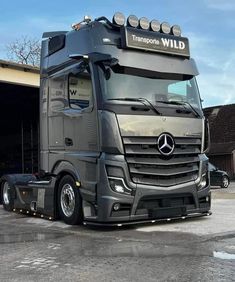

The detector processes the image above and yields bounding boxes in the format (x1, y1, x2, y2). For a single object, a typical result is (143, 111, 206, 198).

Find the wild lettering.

(161, 38, 185, 50)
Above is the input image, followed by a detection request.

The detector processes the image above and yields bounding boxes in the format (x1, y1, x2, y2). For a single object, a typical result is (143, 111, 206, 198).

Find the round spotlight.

(150, 19, 160, 32)
(139, 17, 150, 30)
(161, 22, 171, 34)
(113, 203, 120, 211)
(112, 12, 125, 26)
(127, 15, 139, 28)
(171, 25, 181, 36)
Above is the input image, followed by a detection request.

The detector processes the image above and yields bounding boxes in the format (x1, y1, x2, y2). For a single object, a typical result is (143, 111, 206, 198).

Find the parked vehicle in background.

(209, 162, 230, 188)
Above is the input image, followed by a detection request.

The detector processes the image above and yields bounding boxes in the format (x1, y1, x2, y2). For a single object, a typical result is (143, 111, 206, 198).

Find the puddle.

(213, 251, 235, 260)
(0, 232, 66, 244)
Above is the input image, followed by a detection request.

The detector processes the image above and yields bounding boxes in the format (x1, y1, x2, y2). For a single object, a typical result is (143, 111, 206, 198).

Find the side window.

(49, 74, 66, 114)
(68, 69, 92, 110)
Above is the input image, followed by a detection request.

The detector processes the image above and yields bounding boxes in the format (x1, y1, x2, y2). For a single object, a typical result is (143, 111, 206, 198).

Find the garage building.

(0, 60, 39, 176)
(204, 104, 235, 178)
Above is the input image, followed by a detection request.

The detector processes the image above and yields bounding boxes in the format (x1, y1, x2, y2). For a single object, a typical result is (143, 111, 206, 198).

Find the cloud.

(186, 32, 235, 107)
(205, 0, 235, 11)
(199, 73, 235, 107)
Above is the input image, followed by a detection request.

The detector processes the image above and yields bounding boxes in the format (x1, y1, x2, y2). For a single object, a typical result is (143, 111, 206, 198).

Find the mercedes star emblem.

(157, 133, 175, 156)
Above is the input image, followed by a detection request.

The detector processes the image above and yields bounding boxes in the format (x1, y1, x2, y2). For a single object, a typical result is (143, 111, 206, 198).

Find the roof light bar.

(112, 12, 125, 26)
(160, 22, 171, 34)
(171, 25, 181, 36)
(127, 15, 139, 28)
(139, 17, 150, 30)
(150, 20, 161, 32)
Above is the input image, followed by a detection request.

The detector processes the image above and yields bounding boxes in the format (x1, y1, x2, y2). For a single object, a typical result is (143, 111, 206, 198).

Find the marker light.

(139, 17, 150, 30)
(171, 25, 181, 36)
(150, 20, 160, 32)
(112, 12, 125, 26)
(127, 15, 139, 28)
(161, 22, 171, 34)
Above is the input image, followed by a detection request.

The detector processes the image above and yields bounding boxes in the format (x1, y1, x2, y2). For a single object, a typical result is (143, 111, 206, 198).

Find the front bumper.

(83, 153, 211, 224)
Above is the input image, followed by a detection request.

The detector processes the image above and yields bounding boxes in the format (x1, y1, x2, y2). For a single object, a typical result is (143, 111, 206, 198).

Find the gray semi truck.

(0, 13, 211, 226)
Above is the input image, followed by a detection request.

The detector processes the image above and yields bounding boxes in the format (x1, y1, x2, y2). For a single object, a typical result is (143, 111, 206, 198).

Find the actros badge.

(157, 133, 175, 156)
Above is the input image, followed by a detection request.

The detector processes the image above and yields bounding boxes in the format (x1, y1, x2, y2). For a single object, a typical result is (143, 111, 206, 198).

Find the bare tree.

(6, 36, 41, 66)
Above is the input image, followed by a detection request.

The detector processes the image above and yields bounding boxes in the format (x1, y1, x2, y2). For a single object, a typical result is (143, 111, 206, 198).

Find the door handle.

(65, 138, 73, 146)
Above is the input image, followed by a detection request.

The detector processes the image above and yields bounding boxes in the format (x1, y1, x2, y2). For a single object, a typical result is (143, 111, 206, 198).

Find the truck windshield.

(102, 66, 202, 113)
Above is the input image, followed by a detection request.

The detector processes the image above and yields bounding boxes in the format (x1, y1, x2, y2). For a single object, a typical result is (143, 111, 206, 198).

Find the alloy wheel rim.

(60, 184, 75, 217)
(223, 177, 229, 187)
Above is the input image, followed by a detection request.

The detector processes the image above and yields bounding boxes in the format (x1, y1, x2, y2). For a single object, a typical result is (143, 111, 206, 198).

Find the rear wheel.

(221, 176, 229, 188)
(1, 181, 14, 211)
(57, 175, 83, 225)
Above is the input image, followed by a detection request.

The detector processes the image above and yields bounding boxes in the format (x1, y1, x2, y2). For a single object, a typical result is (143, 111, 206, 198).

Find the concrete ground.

(0, 183, 235, 282)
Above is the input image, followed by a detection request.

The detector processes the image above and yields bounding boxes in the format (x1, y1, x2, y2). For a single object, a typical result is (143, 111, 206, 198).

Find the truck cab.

(1, 13, 211, 225)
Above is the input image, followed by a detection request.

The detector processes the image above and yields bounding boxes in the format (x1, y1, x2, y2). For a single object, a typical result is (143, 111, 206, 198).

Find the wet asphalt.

(1, 184, 235, 282)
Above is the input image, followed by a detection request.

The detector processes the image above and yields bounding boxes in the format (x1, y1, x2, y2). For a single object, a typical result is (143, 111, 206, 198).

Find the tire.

(57, 175, 83, 225)
(1, 181, 14, 211)
(221, 176, 229, 188)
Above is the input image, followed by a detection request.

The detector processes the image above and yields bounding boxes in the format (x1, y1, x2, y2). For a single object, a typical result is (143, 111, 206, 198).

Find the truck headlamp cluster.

(112, 12, 125, 26)
(108, 177, 132, 195)
(198, 173, 208, 190)
(111, 13, 182, 37)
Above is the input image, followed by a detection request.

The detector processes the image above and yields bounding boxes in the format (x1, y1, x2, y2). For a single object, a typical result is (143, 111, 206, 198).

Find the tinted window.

(68, 71, 92, 110)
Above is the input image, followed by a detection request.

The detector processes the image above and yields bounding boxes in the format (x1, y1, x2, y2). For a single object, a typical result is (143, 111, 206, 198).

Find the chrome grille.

(123, 136, 201, 187)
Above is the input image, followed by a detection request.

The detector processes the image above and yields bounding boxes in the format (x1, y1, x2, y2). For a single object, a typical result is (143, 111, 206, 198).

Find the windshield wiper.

(156, 100, 201, 118)
(108, 98, 161, 115)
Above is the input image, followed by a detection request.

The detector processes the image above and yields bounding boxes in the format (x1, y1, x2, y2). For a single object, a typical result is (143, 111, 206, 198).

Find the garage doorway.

(0, 82, 39, 176)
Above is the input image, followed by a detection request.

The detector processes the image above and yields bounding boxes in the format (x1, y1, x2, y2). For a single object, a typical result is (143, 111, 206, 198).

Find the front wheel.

(1, 181, 14, 211)
(221, 176, 229, 188)
(57, 175, 83, 225)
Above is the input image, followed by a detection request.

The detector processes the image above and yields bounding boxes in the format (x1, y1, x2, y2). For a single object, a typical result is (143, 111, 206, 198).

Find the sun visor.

(117, 50, 199, 76)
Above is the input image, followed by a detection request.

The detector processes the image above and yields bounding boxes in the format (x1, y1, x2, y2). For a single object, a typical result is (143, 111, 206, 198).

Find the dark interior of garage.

(0, 82, 39, 176)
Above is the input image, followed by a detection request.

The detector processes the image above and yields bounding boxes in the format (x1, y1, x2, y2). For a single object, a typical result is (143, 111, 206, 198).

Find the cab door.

(63, 62, 99, 154)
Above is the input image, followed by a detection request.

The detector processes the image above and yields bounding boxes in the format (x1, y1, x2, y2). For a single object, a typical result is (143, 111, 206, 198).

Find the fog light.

(113, 203, 120, 211)
(109, 177, 132, 195)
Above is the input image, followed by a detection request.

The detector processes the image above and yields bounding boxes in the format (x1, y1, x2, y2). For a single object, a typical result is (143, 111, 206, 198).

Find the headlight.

(198, 173, 208, 190)
(109, 177, 132, 195)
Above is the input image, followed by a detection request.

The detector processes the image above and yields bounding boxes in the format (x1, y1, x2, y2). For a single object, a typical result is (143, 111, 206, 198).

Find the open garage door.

(0, 82, 39, 176)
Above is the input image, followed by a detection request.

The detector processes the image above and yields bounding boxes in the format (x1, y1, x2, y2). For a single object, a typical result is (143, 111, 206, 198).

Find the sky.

(0, 0, 235, 108)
